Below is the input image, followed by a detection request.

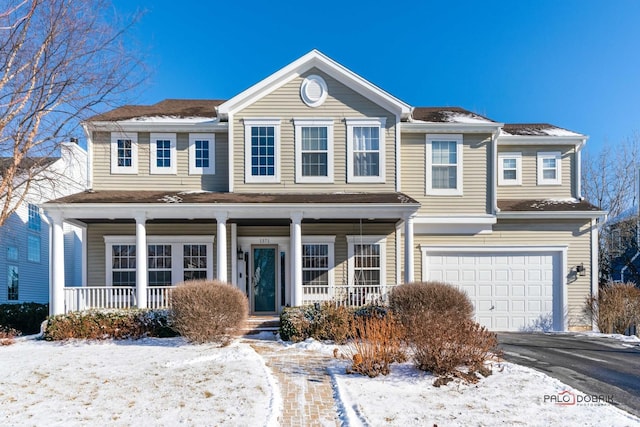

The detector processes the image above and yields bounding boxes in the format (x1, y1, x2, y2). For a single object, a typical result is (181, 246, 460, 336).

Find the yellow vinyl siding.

(233, 69, 397, 192)
(86, 222, 217, 286)
(92, 131, 228, 191)
(401, 133, 491, 214)
(413, 219, 593, 329)
(497, 145, 574, 199)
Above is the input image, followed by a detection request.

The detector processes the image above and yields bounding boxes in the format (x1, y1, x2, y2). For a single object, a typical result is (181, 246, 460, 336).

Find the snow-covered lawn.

(1, 335, 639, 426)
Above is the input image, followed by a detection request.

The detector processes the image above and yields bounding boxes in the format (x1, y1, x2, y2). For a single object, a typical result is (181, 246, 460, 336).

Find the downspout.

(491, 130, 500, 215)
(395, 112, 402, 192)
(81, 123, 93, 190)
(227, 113, 234, 192)
(575, 138, 587, 200)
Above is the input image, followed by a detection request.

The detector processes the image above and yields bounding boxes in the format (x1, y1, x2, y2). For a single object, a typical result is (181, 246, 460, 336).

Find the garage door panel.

(425, 250, 559, 331)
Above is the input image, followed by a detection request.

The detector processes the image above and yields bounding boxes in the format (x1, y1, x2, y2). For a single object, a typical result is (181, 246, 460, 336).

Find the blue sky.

(113, 0, 640, 154)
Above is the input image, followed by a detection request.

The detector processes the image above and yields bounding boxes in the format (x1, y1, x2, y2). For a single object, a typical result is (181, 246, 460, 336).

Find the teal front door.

(252, 245, 277, 312)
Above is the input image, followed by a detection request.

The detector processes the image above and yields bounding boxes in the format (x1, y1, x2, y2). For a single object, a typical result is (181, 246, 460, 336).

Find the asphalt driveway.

(498, 332, 640, 418)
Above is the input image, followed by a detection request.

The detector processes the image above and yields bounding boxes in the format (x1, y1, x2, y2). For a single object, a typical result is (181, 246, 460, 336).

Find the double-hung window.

(244, 119, 281, 183)
(294, 119, 334, 183)
(7, 266, 18, 301)
(346, 235, 386, 294)
(111, 132, 138, 174)
(301, 236, 335, 301)
(346, 118, 386, 183)
(105, 236, 214, 287)
(189, 134, 215, 175)
(426, 134, 463, 195)
(28, 204, 41, 231)
(150, 133, 177, 174)
(537, 152, 562, 185)
(27, 235, 40, 263)
(498, 152, 522, 186)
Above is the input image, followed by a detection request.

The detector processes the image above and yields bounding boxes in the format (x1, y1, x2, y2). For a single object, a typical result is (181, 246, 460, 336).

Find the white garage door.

(424, 251, 562, 331)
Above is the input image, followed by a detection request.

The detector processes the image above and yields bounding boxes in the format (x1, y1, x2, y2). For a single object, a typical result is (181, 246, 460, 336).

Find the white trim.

(537, 151, 562, 185)
(426, 134, 463, 196)
(498, 134, 587, 145)
(294, 118, 334, 183)
(244, 118, 281, 183)
(491, 131, 500, 214)
(420, 245, 568, 331)
(216, 50, 411, 120)
(590, 218, 599, 330)
(86, 120, 227, 133)
(497, 211, 607, 220)
(82, 123, 93, 189)
(498, 152, 522, 186)
(300, 236, 336, 296)
(300, 75, 328, 107)
(228, 114, 235, 192)
(346, 235, 387, 287)
(401, 122, 503, 134)
(189, 133, 216, 175)
(110, 132, 138, 174)
(149, 133, 177, 175)
(395, 113, 401, 192)
(104, 235, 215, 287)
(576, 139, 587, 199)
(346, 117, 386, 183)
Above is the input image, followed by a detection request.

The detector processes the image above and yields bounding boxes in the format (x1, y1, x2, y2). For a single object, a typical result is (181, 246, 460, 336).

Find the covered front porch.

(44, 191, 420, 315)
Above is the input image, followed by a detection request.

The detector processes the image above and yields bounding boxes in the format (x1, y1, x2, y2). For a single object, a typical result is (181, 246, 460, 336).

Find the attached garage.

(421, 246, 567, 331)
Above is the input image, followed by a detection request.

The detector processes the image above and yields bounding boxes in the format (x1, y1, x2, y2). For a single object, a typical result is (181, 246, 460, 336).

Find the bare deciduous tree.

(0, 0, 144, 226)
(582, 134, 640, 283)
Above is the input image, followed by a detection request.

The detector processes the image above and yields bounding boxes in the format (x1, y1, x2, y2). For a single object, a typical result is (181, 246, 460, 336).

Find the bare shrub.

(343, 314, 406, 377)
(390, 281, 474, 331)
(585, 282, 640, 334)
(0, 326, 19, 346)
(170, 280, 248, 344)
(279, 306, 313, 342)
(410, 312, 500, 385)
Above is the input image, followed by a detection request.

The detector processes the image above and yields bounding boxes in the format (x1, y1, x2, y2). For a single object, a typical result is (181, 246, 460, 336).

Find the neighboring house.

(0, 142, 87, 305)
(606, 209, 640, 284)
(43, 50, 605, 331)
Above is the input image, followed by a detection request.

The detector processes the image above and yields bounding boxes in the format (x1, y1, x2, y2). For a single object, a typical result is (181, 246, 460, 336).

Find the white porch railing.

(63, 283, 391, 314)
(301, 284, 394, 307)
(64, 286, 138, 313)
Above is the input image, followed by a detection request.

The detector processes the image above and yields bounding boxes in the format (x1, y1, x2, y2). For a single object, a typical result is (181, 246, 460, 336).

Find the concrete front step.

(241, 315, 281, 335)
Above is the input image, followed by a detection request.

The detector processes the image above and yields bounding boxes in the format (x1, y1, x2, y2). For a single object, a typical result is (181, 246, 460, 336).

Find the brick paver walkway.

(248, 340, 340, 427)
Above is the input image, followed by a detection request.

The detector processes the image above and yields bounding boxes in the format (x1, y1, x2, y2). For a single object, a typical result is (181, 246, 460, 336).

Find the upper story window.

(27, 235, 40, 263)
(150, 133, 177, 175)
(7, 246, 18, 261)
(110, 132, 138, 174)
(346, 118, 386, 183)
(189, 133, 215, 175)
(28, 204, 41, 231)
(426, 134, 463, 195)
(294, 119, 334, 183)
(537, 151, 562, 185)
(498, 152, 522, 186)
(244, 119, 281, 183)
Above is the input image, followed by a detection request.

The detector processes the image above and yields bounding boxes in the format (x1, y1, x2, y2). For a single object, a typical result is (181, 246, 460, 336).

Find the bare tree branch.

(0, 0, 145, 226)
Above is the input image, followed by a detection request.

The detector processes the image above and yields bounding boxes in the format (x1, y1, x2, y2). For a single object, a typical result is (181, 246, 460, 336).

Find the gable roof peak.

(217, 50, 412, 120)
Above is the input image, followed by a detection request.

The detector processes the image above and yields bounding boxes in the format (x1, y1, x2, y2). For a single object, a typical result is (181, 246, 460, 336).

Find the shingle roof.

(0, 157, 57, 174)
(498, 199, 601, 212)
(87, 99, 224, 121)
(47, 190, 419, 206)
(411, 107, 496, 123)
(502, 123, 582, 137)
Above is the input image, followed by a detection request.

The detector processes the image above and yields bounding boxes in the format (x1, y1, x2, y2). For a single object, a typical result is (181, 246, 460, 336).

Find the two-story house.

(1, 141, 87, 305)
(43, 50, 604, 331)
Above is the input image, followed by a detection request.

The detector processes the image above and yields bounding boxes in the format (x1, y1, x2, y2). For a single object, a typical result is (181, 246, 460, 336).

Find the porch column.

(291, 212, 303, 307)
(50, 212, 65, 315)
(135, 213, 148, 309)
(404, 215, 415, 284)
(216, 212, 228, 282)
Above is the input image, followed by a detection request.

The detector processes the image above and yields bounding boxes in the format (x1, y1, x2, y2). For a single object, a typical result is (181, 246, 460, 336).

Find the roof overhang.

(498, 134, 588, 147)
(44, 202, 419, 221)
(497, 211, 607, 220)
(413, 214, 497, 235)
(216, 50, 412, 120)
(84, 120, 228, 133)
(401, 122, 503, 134)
